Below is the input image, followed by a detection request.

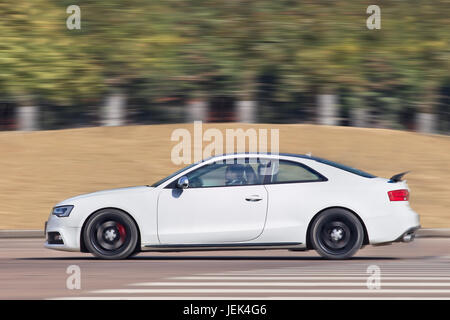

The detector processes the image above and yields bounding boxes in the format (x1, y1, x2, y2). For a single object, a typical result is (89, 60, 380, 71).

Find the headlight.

(52, 205, 74, 217)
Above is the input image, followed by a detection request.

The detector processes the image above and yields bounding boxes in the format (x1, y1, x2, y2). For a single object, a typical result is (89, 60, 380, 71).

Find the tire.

(83, 209, 139, 260)
(310, 208, 364, 260)
(128, 249, 141, 258)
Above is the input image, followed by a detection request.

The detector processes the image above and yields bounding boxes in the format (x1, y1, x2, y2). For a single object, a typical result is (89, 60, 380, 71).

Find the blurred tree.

(355, 1, 449, 131)
(64, 0, 186, 125)
(0, 1, 103, 130)
(0, 1, 448, 131)
(167, 0, 263, 121)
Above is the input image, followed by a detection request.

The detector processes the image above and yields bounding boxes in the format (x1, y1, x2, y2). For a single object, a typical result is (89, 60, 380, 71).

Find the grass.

(0, 123, 449, 229)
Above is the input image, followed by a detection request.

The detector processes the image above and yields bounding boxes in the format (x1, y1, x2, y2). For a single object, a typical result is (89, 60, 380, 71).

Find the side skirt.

(141, 242, 305, 252)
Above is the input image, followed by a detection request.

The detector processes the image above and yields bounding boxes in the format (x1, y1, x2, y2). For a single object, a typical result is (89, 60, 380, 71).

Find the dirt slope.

(0, 123, 448, 229)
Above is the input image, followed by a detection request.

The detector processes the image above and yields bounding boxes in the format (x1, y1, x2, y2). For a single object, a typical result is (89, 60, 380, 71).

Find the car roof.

(207, 153, 376, 178)
(206, 152, 315, 160)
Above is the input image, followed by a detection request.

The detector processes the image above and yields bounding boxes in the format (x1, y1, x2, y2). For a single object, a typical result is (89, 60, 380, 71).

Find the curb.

(416, 228, 450, 238)
(1, 229, 450, 239)
(0, 230, 44, 238)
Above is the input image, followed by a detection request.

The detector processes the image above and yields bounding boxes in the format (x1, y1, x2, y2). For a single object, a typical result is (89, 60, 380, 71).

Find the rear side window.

(266, 160, 326, 184)
(313, 157, 376, 178)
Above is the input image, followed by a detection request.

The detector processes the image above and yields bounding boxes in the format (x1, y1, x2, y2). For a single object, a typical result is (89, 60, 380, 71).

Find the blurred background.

(0, 1, 449, 230)
(0, 1, 449, 133)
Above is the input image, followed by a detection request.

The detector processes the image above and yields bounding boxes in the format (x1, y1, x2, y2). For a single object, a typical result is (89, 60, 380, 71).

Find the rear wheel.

(83, 209, 139, 260)
(310, 208, 364, 260)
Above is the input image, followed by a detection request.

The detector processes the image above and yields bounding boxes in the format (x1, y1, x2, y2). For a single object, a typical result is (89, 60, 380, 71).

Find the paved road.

(0, 238, 449, 300)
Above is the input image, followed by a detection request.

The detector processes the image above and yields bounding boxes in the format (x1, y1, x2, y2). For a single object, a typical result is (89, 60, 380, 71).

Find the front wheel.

(83, 209, 139, 260)
(310, 208, 364, 260)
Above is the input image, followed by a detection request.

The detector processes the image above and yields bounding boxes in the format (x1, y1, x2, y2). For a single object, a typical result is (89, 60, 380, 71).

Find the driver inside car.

(225, 164, 247, 186)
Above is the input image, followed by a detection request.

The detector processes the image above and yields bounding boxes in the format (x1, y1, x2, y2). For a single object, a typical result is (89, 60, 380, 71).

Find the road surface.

(0, 238, 449, 299)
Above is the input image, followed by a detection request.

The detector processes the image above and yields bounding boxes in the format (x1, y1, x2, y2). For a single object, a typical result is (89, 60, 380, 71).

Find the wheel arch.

(80, 207, 142, 253)
(305, 206, 369, 250)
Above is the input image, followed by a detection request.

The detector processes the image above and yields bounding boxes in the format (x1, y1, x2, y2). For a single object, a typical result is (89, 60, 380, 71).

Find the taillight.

(388, 189, 409, 201)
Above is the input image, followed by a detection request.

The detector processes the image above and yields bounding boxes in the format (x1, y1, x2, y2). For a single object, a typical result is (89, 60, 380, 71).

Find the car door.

(157, 158, 268, 244)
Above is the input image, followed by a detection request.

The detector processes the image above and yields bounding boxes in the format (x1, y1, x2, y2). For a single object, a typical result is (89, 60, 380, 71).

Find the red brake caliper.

(116, 223, 126, 241)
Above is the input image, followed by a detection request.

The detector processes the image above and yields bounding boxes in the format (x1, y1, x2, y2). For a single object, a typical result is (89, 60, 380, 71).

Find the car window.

(183, 158, 270, 188)
(311, 157, 376, 178)
(266, 160, 325, 184)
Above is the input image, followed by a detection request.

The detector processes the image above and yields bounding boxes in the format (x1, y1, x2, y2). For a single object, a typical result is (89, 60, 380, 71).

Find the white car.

(45, 153, 420, 259)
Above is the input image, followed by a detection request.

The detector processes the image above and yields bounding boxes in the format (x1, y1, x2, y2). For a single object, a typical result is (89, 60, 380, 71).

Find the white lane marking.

(131, 281, 450, 287)
(262, 265, 448, 268)
(198, 272, 450, 276)
(172, 276, 450, 281)
(210, 267, 450, 272)
(283, 264, 448, 266)
(221, 268, 450, 272)
(51, 296, 450, 300)
(210, 269, 450, 272)
(209, 268, 450, 272)
(221, 265, 450, 268)
(92, 288, 450, 294)
(304, 270, 450, 272)
(244, 268, 450, 271)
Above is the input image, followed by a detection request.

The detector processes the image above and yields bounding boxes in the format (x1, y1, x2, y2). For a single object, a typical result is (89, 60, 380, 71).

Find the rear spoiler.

(389, 171, 410, 183)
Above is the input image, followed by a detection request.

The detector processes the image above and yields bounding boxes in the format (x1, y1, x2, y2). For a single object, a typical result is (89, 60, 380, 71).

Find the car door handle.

(245, 195, 263, 202)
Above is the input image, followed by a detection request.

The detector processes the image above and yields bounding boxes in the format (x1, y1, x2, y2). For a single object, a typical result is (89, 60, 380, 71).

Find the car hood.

(56, 186, 154, 206)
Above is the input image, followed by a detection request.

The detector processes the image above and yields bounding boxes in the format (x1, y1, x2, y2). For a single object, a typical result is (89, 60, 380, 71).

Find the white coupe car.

(45, 153, 420, 259)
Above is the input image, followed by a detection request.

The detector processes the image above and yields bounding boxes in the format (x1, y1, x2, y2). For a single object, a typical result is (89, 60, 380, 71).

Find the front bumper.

(44, 217, 81, 252)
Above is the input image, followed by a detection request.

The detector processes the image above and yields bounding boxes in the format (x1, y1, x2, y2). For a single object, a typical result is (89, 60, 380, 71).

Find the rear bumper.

(372, 226, 420, 246)
(395, 226, 420, 243)
(366, 204, 420, 245)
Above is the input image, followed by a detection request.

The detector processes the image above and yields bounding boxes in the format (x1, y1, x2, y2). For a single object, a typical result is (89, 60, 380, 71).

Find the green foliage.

(0, 0, 448, 118)
(0, 1, 103, 105)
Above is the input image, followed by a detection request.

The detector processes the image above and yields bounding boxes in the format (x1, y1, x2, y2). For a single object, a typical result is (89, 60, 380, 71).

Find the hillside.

(0, 123, 448, 229)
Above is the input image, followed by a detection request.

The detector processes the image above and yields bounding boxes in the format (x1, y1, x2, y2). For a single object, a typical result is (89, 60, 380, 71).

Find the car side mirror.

(177, 176, 189, 189)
